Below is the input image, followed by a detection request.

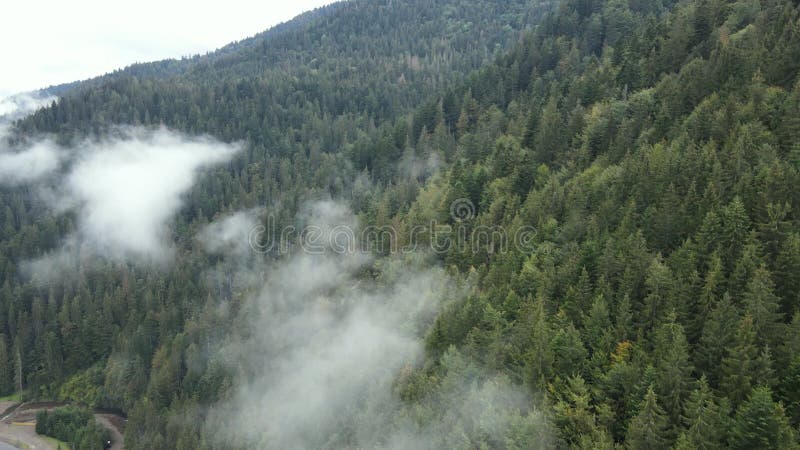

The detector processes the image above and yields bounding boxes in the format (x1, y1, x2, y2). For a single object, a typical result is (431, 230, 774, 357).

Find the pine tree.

(653, 319, 693, 428)
(522, 106, 541, 150)
(582, 294, 613, 357)
(615, 294, 634, 342)
(779, 355, 800, 427)
(626, 386, 670, 450)
(695, 210, 723, 262)
(13, 342, 22, 394)
(729, 235, 764, 298)
(0, 335, 10, 395)
(550, 317, 588, 378)
(721, 316, 759, 408)
(641, 256, 675, 331)
(524, 296, 553, 389)
(778, 81, 800, 155)
(729, 387, 796, 449)
(563, 267, 593, 327)
(696, 294, 739, 386)
(721, 197, 751, 271)
(553, 375, 602, 446)
(743, 265, 784, 347)
(534, 95, 565, 165)
(681, 376, 729, 449)
(775, 233, 800, 314)
(691, 252, 724, 343)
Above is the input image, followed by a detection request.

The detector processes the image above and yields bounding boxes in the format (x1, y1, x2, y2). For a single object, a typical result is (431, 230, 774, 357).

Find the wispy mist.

(0, 93, 62, 185)
(25, 127, 241, 278)
(0, 91, 56, 120)
(199, 209, 264, 257)
(196, 200, 553, 449)
(0, 140, 62, 185)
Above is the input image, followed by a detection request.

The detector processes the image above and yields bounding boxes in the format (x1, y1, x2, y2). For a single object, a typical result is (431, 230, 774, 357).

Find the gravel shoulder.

(0, 422, 57, 450)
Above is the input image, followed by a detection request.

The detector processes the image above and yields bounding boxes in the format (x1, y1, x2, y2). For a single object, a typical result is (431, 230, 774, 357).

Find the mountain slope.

(17, 0, 549, 135)
(395, 0, 800, 447)
(1, 1, 553, 449)
(3, 0, 800, 448)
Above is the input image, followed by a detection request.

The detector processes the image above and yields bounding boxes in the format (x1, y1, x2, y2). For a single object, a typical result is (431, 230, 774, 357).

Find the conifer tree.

(653, 319, 693, 428)
(626, 386, 670, 450)
(696, 294, 739, 386)
(721, 316, 759, 407)
(553, 375, 601, 446)
(729, 387, 796, 449)
(775, 233, 800, 313)
(681, 376, 730, 449)
(743, 265, 785, 347)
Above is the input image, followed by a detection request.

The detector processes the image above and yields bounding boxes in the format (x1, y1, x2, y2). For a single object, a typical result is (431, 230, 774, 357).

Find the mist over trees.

(2, 0, 800, 448)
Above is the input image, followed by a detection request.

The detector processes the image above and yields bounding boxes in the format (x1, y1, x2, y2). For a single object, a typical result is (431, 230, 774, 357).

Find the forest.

(2, 0, 800, 448)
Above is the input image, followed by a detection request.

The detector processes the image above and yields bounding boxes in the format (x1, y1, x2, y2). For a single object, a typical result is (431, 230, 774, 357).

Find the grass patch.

(40, 435, 72, 449)
(0, 392, 21, 402)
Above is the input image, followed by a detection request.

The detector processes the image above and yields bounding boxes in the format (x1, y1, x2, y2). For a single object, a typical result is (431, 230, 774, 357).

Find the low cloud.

(199, 209, 263, 257)
(208, 252, 449, 449)
(67, 129, 240, 260)
(0, 91, 56, 120)
(0, 92, 62, 185)
(199, 201, 553, 449)
(398, 147, 441, 181)
(385, 367, 556, 450)
(0, 141, 62, 185)
(24, 127, 241, 277)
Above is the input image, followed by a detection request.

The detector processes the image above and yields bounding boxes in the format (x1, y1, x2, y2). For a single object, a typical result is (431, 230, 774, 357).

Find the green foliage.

(680, 376, 730, 449)
(3, 0, 800, 448)
(653, 319, 692, 428)
(36, 406, 109, 450)
(729, 387, 796, 449)
(625, 387, 670, 450)
(552, 375, 609, 447)
(58, 364, 104, 407)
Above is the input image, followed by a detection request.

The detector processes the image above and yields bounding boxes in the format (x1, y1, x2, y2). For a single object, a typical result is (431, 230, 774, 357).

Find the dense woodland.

(3, 0, 800, 448)
(36, 406, 109, 450)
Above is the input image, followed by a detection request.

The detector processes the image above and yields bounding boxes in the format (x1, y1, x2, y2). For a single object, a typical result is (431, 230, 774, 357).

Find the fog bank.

(25, 128, 241, 279)
(197, 201, 554, 449)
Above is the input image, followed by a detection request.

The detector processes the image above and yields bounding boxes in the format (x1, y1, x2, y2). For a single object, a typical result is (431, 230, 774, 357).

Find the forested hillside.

(3, 0, 800, 448)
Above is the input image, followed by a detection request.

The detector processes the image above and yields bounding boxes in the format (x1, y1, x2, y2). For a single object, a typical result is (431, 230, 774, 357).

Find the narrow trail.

(0, 401, 126, 450)
(95, 414, 125, 450)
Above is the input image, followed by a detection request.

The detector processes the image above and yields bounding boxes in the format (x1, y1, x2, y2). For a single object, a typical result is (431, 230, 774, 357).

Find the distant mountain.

(17, 0, 551, 137)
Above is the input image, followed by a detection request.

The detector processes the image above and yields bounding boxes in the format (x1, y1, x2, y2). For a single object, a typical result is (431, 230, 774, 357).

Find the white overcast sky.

(0, 0, 336, 99)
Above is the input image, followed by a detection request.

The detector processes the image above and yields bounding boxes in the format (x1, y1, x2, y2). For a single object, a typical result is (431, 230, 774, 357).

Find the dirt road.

(0, 401, 58, 450)
(95, 414, 124, 450)
(0, 421, 57, 450)
(0, 401, 126, 450)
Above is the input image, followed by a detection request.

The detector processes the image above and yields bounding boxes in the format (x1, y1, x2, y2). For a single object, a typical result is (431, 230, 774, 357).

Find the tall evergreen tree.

(626, 386, 670, 450)
(653, 319, 693, 428)
(721, 316, 761, 407)
(743, 266, 785, 347)
(681, 376, 730, 449)
(729, 387, 796, 450)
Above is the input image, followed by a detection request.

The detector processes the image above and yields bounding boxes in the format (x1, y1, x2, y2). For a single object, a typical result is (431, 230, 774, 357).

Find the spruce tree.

(696, 294, 739, 386)
(775, 233, 800, 313)
(626, 386, 670, 450)
(653, 319, 693, 428)
(729, 387, 796, 449)
(743, 265, 785, 347)
(681, 376, 729, 449)
(721, 316, 759, 408)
